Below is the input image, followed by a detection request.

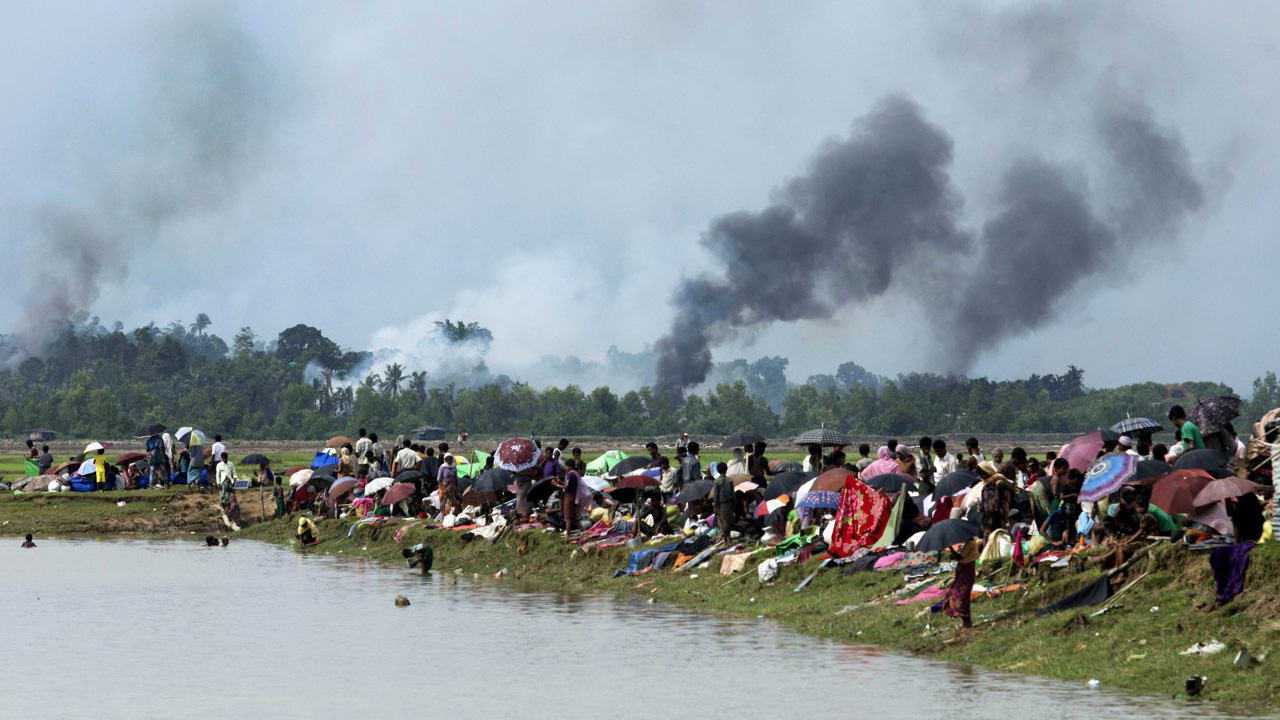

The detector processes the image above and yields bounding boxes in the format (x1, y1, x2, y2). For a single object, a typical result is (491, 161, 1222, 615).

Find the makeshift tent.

(585, 450, 627, 475)
(311, 450, 340, 470)
(23, 429, 56, 442)
(409, 426, 446, 441)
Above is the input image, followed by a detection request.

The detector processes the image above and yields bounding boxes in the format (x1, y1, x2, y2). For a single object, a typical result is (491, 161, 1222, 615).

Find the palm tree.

(361, 373, 382, 392)
(189, 313, 212, 337)
(381, 363, 405, 399)
(408, 371, 428, 405)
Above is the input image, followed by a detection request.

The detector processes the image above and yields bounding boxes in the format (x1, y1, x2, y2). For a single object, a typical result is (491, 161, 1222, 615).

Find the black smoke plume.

(654, 96, 971, 396)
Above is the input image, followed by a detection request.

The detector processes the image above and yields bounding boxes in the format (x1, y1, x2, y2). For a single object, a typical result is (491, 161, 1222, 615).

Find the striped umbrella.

(756, 495, 791, 518)
(792, 428, 853, 447)
(1111, 417, 1163, 435)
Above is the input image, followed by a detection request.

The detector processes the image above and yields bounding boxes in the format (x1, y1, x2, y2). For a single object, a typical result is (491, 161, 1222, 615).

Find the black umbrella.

(934, 470, 981, 498)
(1131, 460, 1173, 484)
(1207, 466, 1238, 480)
(863, 473, 914, 493)
(1172, 449, 1229, 471)
(471, 468, 515, 494)
(764, 471, 814, 500)
(675, 478, 714, 504)
(605, 456, 651, 478)
(1111, 417, 1163, 435)
(241, 453, 270, 467)
(395, 469, 428, 485)
(136, 423, 166, 437)
(308, 473, 336, 490)
(527, 477, 559, 504)
(722, 431, 766, 449)
(770, 459, 802, 473)
(1187, 396, 1241, 436)
(915, 519, 982, 553)
(792, 428, 853, 447)
(1098, 429, 1121, 443)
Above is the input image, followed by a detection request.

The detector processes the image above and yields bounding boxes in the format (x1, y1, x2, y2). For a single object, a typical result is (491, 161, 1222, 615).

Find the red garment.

(931, 496, 954, 524)
(829, 474, 891, 557)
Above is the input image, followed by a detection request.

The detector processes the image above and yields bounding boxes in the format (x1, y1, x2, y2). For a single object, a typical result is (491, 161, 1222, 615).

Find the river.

(2, 538, 1266, 719)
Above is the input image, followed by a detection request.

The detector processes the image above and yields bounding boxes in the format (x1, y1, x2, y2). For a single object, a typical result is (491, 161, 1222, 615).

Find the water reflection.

(2, 538, 1271, 720)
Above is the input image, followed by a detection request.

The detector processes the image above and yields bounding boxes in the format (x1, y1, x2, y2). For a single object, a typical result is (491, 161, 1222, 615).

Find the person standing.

(146, 434, 169, 487)
(210, 435, 227, 474)
(560, 459, 581, 537)
(1168, 405, 1205, 452)
(712, 462, 736, 544)
(188, 438, 205, 487)
(725, 447, 748, 476)
(943, 537, 983, 628)
(216, 452, 238, 507)
(436, 455, 458, 516)
(273, 477, 286, 519)
(676, 433, 689, 457)
(355, 429, 372, 477)
(392, 439, 419, 476)
(932, 439, 956, 479)
(678, 441, 701, 494)
(94, 448, 107, 491)
(36, 445, 53, 475)
(747, 442, 771, 480)
(916, 436, 936, 495)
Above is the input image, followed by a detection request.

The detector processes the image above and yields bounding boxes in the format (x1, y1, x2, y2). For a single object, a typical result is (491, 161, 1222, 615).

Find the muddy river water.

(1, 538, 1267, 719)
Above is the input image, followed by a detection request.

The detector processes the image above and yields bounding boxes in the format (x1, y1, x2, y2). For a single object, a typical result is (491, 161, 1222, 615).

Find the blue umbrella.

(797, 489, 841, 510)
(1079, 453, 1138, 503)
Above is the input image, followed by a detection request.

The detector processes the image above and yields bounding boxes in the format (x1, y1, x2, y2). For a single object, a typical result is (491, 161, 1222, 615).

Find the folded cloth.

(895, 584, 947, 605)
(873, 552, 905, 569)
(720, 552, 751, 575)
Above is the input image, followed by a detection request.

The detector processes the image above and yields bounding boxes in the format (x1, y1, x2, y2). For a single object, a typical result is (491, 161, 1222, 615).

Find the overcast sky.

(1, 1, 1277, 392)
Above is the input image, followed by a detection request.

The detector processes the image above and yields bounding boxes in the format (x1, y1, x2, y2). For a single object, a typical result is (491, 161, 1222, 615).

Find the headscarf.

(860, 446, 901, 479)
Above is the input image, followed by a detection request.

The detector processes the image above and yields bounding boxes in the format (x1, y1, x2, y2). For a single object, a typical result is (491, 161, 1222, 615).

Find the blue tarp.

(311, 451, 339, 470)
(69, 475, 96, 492)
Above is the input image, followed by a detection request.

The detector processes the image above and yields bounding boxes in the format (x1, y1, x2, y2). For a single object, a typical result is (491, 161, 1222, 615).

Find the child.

(402, 544, 434, 574)
(21, 533, 35, 548)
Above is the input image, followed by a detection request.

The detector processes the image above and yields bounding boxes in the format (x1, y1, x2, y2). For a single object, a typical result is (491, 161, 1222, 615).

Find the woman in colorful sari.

(943, 537, 983, 628)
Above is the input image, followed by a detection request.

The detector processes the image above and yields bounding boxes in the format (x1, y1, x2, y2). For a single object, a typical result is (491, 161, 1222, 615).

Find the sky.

(1, 1, 1277, 393)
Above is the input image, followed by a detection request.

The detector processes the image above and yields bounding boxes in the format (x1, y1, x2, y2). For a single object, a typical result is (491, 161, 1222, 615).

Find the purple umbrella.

(1187, 396, 1241, 435)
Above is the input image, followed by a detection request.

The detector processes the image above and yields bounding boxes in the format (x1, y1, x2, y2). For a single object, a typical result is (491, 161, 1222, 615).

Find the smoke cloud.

(655, 90, 1206, 393)
(7, 6, 275, 356)
(654, 96, 971, 395)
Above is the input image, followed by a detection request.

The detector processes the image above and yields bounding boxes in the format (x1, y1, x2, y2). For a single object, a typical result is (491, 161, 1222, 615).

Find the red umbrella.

(117, 452, 146, 466)
(1060, 431, 1106, 473)
(325, 436, 353, 449)
(1193, 476, 1260, 506)
(494, 437, 541, 473)
(809, 469, 852, 494)
(282, 466, 309, 476)
(328, 478, 358, 501)
(1150, 469, 1214, 515)
(610, 475, 659, 491)
(382, 482, 415, 506)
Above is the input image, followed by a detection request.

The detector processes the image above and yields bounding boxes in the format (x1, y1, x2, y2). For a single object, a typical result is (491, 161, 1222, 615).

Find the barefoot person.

(943, 537, 983, 628)
(402, 544, 434, 574)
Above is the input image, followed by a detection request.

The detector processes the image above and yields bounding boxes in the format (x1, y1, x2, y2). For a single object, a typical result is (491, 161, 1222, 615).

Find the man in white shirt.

(1119, 436, 1141, 457)
(392, 441, 420, 476)
(932, 439, 957, 478)
(210, 435, 227, 471)
(355, 429, 373, 475)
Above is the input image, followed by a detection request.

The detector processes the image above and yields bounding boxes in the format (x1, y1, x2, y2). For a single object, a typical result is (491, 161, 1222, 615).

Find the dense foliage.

(0, 316, 1271, 440)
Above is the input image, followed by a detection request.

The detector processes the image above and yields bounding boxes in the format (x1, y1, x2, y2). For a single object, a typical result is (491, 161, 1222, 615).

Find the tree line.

(0, 315, 1274, 440)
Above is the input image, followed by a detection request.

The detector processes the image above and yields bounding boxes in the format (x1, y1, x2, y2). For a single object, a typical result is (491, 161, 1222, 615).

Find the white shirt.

(216, 461, 237, 487)
(933, 453, 957, 478)
(211, 442, 226, 462)
(394, 447, 420, 472)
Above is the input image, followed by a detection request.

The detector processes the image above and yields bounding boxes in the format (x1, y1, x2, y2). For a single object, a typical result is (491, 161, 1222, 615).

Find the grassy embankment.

(4, 447, 1278, 708)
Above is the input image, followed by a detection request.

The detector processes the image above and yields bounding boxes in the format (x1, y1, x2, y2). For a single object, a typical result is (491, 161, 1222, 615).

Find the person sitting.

(636, 491, 672, 537)
(588, 492, 614, 526)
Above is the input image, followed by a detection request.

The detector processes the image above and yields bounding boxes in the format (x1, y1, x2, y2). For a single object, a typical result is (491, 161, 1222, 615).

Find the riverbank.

(4, 492, 1278, 709)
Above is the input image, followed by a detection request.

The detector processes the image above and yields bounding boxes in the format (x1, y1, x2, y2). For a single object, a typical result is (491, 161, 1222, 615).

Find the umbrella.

(1207, 466, 1237, 480)
(77, 459, 98, 476)
(175, 427, 205, 446)
(282, 466, 309, 476)
(527, 478, 559, 504)
(1099, 429, 1121, 443)
(1111, 417, 1163, 435)
(117, 452, 146, 466)
(1173, 449, 1229, 471)
(289, 468, 314, 487)
(863, 473, 915, 493)
(611, 474, 660, 491)
(308, 473, 336, 490)
(1187, 396, 1241, 436)
(328, 478, 358, 500)
(136, 423, 167, 437)
(581, 475, 611, 493)
(733, 479, 760, 493)
(756, 495, 790, 518)
(461, 487, 500, 506)
(241, 453, 270, 466)
(674, 478, 714, 504)
(1079, 453, 1139, 503)
(792, 428, 853, 447)
(1128, 460, 1173, 485)
(764, 471, 813, 500)
(470, 468, 516, 494)
(382, 483, 416, 506)
(1150, 469, 1214, 515)
(83, 441, 106, 454)
(1060, 431, 1106, 473)
(395, 470, 428, 487)
(722, 431, 766, 449)
(494, 437, 541, 473)
(808, 468, 853, 495)
(769, 459, 802, 473)
(1194, 476, 1260, 506)
(915, 519, 983, 553)
(325, 436, 353, 449)
(52, 460, 79, 475)
(604, 456, 651, 479)
(797, 490, 841, 510)
(934, 470, 981, 499)
(364, 476, 394, 495)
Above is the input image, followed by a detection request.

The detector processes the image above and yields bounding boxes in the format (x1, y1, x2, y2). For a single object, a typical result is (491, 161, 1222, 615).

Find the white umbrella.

(289, 468, 314, 487)
(581, 475, 611, 493)
(83, 441, 106, 454)
(176, 427, 206, 445)
(793, 478, 817, 506)
(77, 459, 97, 476)
(363, 476, 394, 495)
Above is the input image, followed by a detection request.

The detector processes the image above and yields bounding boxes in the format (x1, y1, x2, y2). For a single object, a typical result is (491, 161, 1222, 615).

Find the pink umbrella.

(382, 482, 415, 506)
(494, 437, 542, 473)
(1060, 431, 1106, 474)
(328, 478, 358, 502)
